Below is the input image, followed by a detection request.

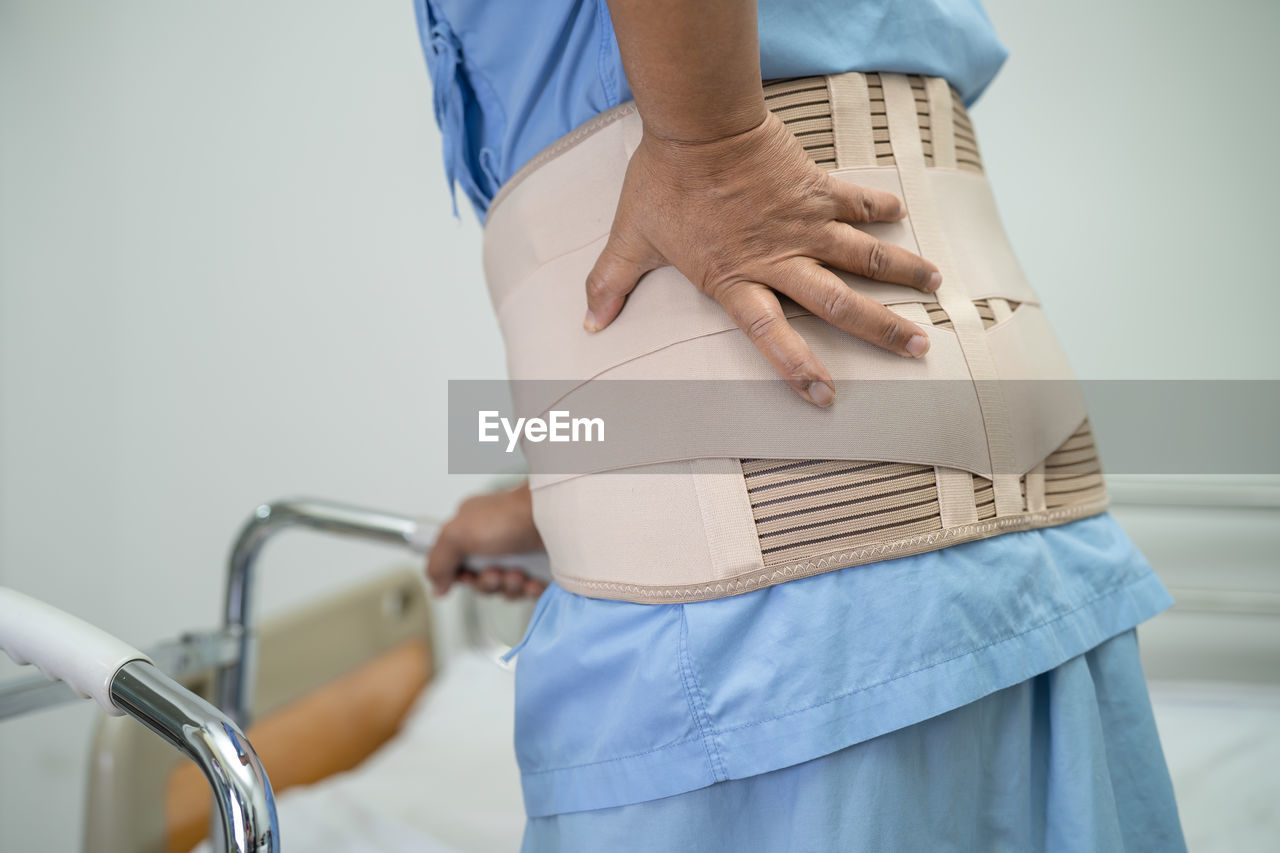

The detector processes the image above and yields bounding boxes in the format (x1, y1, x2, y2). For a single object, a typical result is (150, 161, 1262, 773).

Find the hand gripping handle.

(405, 522, 554, 584)
(0, 587, 151, 715)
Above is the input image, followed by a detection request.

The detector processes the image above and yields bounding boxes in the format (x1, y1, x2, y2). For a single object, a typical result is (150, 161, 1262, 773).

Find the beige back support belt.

(482, 73, 1109, 603)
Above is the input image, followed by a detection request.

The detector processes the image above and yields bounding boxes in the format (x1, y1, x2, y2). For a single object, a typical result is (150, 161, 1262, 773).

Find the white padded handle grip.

(406, 522, 554, 584)
(0, 587, 151, 715)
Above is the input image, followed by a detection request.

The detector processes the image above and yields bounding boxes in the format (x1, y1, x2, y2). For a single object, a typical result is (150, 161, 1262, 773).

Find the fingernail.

(926, 272, 942, 291)
(583, 310, 599, 332)
(898, 205, 909, 220)
(807, 380, 835, 407)
(906, 334, 930, 357)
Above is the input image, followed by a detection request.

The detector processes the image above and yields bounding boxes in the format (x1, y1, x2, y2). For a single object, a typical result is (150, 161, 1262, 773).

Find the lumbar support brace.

(482, 73, 1108, 603)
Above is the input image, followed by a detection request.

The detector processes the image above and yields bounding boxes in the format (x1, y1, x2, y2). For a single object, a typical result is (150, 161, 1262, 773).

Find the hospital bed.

(3, 488, 1278, 852)
(0, 498, 539, 853)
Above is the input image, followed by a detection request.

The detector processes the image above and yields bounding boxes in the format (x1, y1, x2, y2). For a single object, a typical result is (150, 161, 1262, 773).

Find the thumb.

(583, 234, 659, 332)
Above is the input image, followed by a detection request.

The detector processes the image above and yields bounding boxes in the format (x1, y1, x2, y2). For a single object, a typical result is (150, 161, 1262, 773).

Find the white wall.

(0, 3, 499, 849)
(975, 0, 1279, 380)
(1, 0, 1276, 850)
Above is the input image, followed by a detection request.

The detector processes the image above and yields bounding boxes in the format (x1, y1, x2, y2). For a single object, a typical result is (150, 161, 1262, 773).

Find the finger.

(816, 222, 941, 292)
(476, 567, 504, 595)
(523, 577, 546, 598)
(425, 521, 467, 596)
(825, 177, 908, 223)
(584, 232, 660, 332)
(719, 283, 835, 407)
(778, 261, 931, 358)
(501, 570, 527, 600)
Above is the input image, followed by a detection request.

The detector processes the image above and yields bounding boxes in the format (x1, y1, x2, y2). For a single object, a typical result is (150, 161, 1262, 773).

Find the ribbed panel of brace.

(746, 419, 1104, 569)
(762, 74, 985, 173)
(743, 459, 942, 567)
(923, 298, 1023, 330)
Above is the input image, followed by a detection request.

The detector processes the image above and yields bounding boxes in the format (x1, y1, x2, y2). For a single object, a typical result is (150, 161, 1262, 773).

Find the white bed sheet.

(196, 650, 526, 853)
(197, 662, 1280, 853)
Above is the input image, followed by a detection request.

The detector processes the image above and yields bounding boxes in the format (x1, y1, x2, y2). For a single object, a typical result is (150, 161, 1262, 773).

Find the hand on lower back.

(583, 110, 941, 407)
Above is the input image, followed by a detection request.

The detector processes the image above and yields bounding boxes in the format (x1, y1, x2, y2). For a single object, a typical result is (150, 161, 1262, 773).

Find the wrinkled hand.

(425, 483, 546, 599)
(584, 111, 941, 406)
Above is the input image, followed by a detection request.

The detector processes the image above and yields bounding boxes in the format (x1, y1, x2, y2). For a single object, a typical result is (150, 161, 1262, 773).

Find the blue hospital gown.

(506, 515, 1183, 851)
(412, 1, 1187, 849)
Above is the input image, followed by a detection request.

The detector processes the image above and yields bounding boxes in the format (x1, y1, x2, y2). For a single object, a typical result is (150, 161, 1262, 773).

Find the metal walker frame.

(0, 497, 548, 852)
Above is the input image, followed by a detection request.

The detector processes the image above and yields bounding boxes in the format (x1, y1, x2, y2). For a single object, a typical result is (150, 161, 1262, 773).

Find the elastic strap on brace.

(1025, 462, 1048, 513)
(924, 77, 957, 170)
(988, 297, 1015, 323)
(935, 466, 980, 528)
(882, 74, 1023, 517)
(890, 301, 931, 326)
(691, 458, 766, 581)
(828, 72, 877, 169)
(895, 298, 985, 527)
